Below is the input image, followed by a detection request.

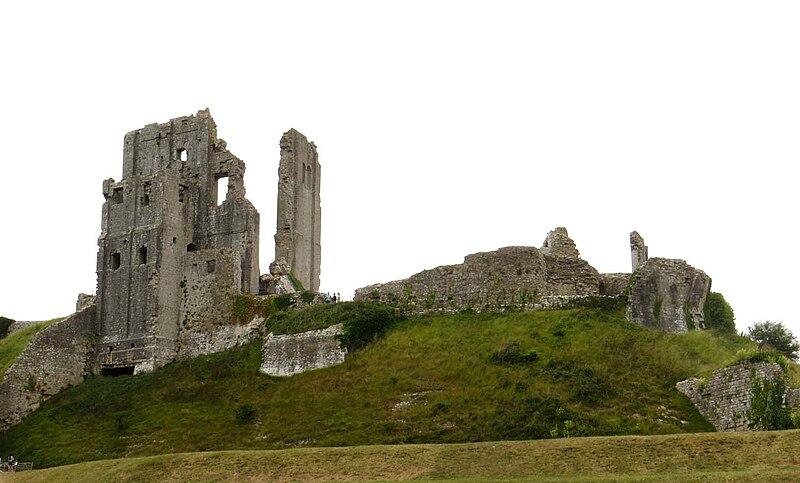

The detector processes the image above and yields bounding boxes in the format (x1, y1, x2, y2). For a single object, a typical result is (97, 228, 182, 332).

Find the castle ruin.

(96, 110, 262, 374)
(274, 129, 321, 292)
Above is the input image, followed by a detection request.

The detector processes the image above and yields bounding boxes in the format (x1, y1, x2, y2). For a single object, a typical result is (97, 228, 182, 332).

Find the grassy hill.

(5, 431, 800, 482)
(0, 304, 770, 469)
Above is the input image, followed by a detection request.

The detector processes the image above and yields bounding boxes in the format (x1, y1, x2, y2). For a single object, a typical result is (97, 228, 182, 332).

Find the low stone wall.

(676, 362, 787, 431)
(260, 324, 346, 377)
(0, 306, 96, 431)
(177, 316, 262, 360)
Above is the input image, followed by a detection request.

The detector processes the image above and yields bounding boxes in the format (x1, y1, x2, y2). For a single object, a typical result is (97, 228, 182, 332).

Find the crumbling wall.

(275, 129, 321, 292)
(600, 273, 630, 296)
(626, 258, 710, 333)
(260, 324, 345, 376)
(355, 228, 601, 316)
(0, 306, 96, 431)
(676, 362, 789, 431)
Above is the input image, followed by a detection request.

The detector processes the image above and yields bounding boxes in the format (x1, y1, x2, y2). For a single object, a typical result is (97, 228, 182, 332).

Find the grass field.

(0, 305, 769, 470)
(3, 430, 800, 482)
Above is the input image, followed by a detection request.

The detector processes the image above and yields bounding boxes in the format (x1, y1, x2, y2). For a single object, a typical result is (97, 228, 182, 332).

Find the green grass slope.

(5, 431, 800, 482)
(0, 306, 759, 468)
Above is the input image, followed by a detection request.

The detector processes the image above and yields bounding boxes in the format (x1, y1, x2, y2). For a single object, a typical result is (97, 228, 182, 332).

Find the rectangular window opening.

(179, 185, 186, 203)
(111, 188, 124, 204)
(206, 259, 216, 274)
(138, 246, 147, 265)
(177, 148, 188, 162)
(110, 252, 121, 270)
(217, 176, 229, 206)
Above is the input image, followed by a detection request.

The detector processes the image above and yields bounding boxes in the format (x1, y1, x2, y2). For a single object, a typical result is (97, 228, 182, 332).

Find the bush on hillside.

(0, 316, 14, 339)
(703, 292, 736, 336)
(265, 301, 402, 352)
(748, 321, 800, 360)
(336, 303, 402, 352)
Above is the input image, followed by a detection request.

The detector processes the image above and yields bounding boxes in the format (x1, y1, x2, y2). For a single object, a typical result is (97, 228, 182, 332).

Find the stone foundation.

(260, 324, 346, 377)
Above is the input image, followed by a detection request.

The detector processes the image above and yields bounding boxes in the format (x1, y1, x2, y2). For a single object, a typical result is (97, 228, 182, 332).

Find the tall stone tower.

(95, 110, 260, 374)
(274, 129, 321, 292)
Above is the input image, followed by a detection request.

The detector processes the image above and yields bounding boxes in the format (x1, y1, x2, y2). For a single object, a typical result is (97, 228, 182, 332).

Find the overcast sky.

(1, 2, 798, 337)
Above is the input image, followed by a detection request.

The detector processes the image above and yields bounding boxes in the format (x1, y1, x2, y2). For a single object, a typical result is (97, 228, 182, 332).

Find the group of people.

(325, 292, 342, 303)
(0, 455, 17, 472)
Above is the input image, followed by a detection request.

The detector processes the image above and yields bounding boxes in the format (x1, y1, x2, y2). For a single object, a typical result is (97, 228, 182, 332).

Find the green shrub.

(704, 292, 735, 336)
(287, 272, 305, 292)
(0, 316, 14, 339)
(490, 341, 539, 365)
(748, 321, 800, 360)
(234, 404, 257, 424)
(732, 348, 788, 370)
(748, 375, 792, 430)
(336, 303, 402, 352)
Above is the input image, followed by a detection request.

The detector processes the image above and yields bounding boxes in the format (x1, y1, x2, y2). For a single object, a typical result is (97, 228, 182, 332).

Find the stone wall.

(676, 362, 787, 431)
(627, 257, 710, 333)
(0, 306, 96, 431)
(260, 324, 345, 377)
(355, 228, 602, 316)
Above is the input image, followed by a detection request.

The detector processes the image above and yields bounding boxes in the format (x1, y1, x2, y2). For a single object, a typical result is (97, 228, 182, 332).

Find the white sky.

(1, 2, 798, 337)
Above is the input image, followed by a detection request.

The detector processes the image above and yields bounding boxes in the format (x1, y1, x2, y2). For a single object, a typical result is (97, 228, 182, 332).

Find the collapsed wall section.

(275, 129, 321, 292)
(677, 362, 793, 431)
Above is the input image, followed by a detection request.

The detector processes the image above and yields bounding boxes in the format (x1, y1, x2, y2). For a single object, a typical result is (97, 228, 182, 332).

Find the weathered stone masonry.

(0, 306, 96, 430)
(355, 227, 606, 315)
(275, 129, 321, 292)
(677, 362, 799, 431)
(96, 110, 260, 375)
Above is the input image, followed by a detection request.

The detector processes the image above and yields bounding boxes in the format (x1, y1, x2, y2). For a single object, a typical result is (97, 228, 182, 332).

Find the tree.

(0, 316, 14, 339)
(747, 321, 800, 360)
(703, 292, 735, 336)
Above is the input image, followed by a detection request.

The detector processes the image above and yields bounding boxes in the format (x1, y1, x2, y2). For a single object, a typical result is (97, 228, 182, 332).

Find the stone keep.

(96, 109, 260, 374)
(275, 129, 321, 292)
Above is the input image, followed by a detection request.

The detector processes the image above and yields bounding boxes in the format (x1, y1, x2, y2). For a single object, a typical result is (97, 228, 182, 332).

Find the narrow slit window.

(141, 182, 151, 206)
(179, 185, 186, 203)
(138, 246, 148, 265)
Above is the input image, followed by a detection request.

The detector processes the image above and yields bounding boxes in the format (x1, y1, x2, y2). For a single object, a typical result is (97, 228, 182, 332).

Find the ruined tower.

(96, 110, 260, 374)
(274, 129, 321, 292)
(630, 231, 648, 271)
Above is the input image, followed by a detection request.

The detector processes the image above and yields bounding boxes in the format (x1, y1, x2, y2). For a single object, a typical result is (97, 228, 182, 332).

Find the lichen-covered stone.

(260, 324, 345, 376)
(627, 258, 710, 333)
(677, 362, 788, 431)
